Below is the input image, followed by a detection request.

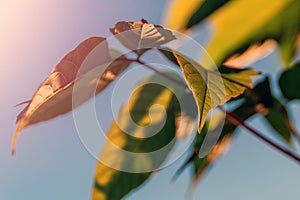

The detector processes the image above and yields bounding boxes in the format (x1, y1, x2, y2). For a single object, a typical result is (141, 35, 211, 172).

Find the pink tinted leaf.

(12, 37, 131, 154)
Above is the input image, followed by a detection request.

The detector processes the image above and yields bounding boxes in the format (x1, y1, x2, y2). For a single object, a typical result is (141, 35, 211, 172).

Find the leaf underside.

(110, 21, 176, 52)
(12, 37, 131, 154)
(174, 53, 259, 132)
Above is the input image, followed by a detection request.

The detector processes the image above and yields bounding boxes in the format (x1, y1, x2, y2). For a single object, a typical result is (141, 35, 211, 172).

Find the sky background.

(0, 0, 299, 200)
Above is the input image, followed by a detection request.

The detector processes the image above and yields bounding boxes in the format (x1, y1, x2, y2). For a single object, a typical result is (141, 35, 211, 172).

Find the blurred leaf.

(279, 62, 300, 100)
(174, 53, 258, 132)
(174, 93, 198, 139)
(247, 77, 294, 144)
(204, 0, 300, 66)
(173, 101, 255, 184)
(192, 102, 255, 183)
(92, 73, 186, 200)
(110, 21, 176, 52)
(158, 48, 180, 67)
(163, 0, 229, 29)
(264, 100, 292, 143)
(163, 0, 204, 30)
(223, 39, 277, 67)
(186, 0, 229, 28)
(173, 76, 297, 184)
(244, 76, 273, 107)
(12, 38, 131, 154)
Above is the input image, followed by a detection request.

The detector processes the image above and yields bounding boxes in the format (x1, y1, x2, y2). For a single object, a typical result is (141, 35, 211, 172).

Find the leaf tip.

(197, 121, 205, 134)
(11, 149, 15, 156)
(14, 100, 31, 107)
(11, 126, 22, 156)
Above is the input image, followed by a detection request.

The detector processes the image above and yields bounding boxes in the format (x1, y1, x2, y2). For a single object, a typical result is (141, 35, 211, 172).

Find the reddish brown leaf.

(12, 37, 131, 154)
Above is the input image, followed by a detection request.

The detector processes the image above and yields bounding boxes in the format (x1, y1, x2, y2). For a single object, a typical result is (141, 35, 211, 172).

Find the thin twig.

(116, 57, 188, 88)
(136, 59, 187, 88)
(219, 106, 300, 164)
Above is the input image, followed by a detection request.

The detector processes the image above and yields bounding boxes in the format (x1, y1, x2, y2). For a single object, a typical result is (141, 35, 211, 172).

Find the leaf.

(251, 77, 295, 143)
(158, 48, 180, 67)
(279, 62, 300, 100)
(164, 0, 299, 67)
(264, 100, 293, 144)
(204, 0, 300, 66)
(163, 0, 205, 30)
(186, 0, 229, 28)
(192, 102, 255, 183)
(173, 77, 297, 186)
(163, 0, 230, 30)
(223, 39, 277, 67)
(12, 37, 131, 154)
(92, 73, 186, 200)
(174, 53, 259, 132)
(174, 93, 198, 139)
(110, 21, 176, 52)
(172, 101, 256, 185)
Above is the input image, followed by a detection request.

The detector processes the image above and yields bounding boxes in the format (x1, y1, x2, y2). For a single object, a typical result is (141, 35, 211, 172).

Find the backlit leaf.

(174, 53, 259, 132)
(223, 40, 277, 67)
(12, 37, 131, 154)
(163, 0, 229, 30)
(92, 73, 186, 200)
(110, 21, 176, 52)
(164, 0, 299, 67)
(205, 0, 300, 66)
(174, 77, 298, 186)
(186, 0, 229, 28)
(163, 0, 204, 30)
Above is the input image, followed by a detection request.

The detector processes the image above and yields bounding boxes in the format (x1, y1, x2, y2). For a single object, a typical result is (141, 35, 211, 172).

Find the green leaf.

(163, 0, 205, 30)
(174, 53, 259, 132)
(92, 73, 185, 200)
(110, 21, 176, 52)
(279, 62, 300, 100)
(264, 100, 292, 144)
(186, 0, 229, 28)
(163, 0, 229, 29)
(204, 0, 300, 66)
(246, 77, 294, 144)
(158, 48, 180, 67)
(164, 0, 299, 67)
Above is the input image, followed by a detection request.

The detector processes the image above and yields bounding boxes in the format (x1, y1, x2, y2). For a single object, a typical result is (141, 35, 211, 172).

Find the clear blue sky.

(0, 0, 299, 200)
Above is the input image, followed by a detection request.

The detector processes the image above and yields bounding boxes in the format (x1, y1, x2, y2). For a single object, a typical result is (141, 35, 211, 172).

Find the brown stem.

(116, 57, 188, 88)
(135, 59, 187, 88)
(219, 106, 300, 164)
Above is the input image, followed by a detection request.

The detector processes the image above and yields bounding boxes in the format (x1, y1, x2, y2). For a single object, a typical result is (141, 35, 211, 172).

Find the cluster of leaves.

(12, 0, 299, 199)
(165, 0, 300, 190)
